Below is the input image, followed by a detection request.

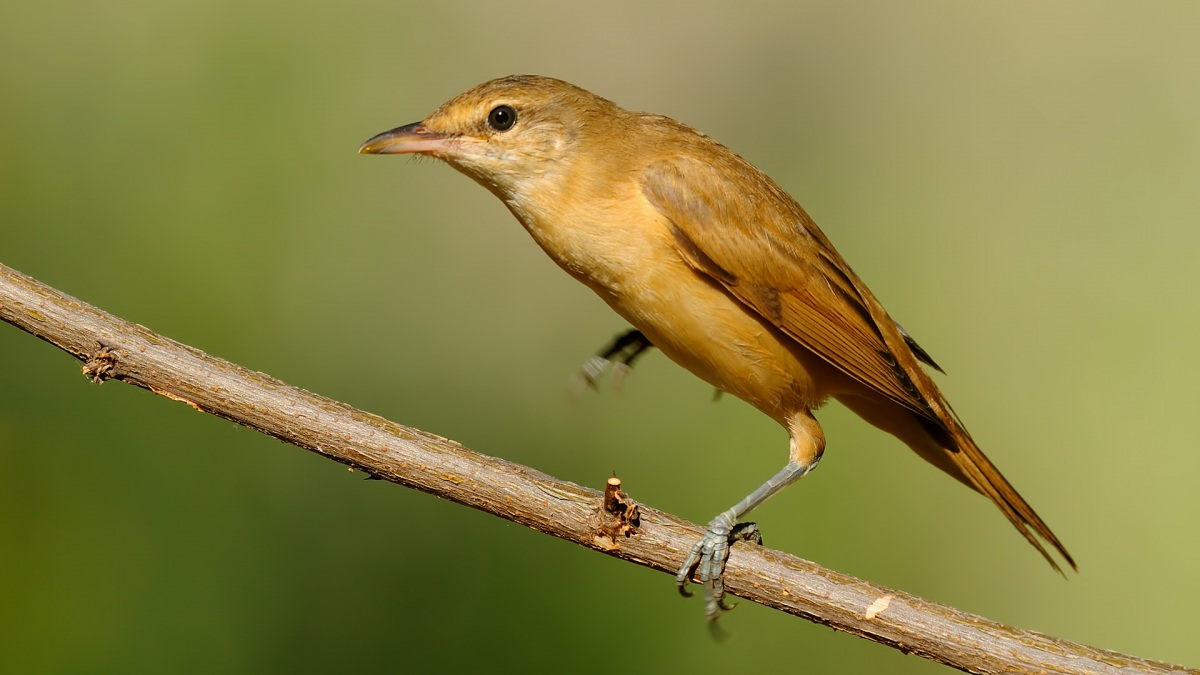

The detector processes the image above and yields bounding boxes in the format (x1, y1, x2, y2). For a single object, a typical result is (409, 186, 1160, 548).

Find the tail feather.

(837, 392, 1075, 572)
(871, 307, 1076, 572)
(942, 418, 1076, 573)
(821, 251, 1074, 571)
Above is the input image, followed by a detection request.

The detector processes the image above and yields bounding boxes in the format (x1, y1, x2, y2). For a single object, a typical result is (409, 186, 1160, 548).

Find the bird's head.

(359, 75, 622, 200)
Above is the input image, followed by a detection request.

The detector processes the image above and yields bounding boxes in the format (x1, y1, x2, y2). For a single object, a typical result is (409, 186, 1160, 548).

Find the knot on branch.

(82, 341, 120, 383)
(592, 475, 641, 551)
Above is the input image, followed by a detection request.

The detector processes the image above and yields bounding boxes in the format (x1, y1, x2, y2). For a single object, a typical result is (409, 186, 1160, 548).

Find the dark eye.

(487, 105, 516, 131)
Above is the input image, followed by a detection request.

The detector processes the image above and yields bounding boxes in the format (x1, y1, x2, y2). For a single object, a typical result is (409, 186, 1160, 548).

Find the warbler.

(360, 75, 1074, 621)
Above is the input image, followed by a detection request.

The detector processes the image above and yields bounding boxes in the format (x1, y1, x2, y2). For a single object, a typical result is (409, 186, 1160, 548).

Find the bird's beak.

(358, 122, 452, 155)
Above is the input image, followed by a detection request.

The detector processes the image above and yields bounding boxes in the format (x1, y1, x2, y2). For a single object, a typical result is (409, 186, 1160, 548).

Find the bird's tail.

(836, 393, 1076, 573)
(933, 411, 1075, 572)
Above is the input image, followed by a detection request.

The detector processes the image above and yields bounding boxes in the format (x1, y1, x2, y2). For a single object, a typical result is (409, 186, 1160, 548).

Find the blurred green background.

(2, 1, 1198, 672)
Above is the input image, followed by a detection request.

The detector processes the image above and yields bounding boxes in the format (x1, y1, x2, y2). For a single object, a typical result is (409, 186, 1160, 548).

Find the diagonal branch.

(0, 261, 1192, 675)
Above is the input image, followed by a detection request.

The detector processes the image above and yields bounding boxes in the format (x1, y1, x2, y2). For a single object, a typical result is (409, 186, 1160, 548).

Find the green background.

(2, 1, 1198, 672)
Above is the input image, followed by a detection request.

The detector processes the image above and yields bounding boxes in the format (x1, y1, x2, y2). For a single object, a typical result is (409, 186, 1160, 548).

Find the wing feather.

(642, 153, 1074, 571)
(644, 155, 933, 419)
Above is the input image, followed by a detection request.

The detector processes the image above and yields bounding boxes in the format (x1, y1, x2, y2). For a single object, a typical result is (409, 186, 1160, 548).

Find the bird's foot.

(676, 514, 762, 622)
(571, 355, 622, 393)
(570, 329, 653, 394)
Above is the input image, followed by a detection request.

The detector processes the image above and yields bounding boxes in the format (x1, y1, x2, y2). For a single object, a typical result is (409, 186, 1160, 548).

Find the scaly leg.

(676, 411, 826, 621)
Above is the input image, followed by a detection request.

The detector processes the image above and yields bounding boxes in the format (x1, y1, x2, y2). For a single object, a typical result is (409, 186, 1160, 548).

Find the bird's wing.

(641, 153, 1075, 573)
(642, 154, 937, 420)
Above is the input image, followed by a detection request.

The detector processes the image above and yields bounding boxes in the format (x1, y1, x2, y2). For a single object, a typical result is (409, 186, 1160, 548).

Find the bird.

(359, 74, 1075, 621)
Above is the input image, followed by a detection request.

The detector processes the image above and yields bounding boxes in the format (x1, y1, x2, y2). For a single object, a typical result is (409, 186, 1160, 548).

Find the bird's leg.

(677, 412, 825, 622)
(573, 329, 654, 392)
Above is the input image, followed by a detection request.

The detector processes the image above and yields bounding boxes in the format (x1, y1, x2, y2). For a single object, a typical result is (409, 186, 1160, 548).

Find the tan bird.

(360, 75, 1074, 620)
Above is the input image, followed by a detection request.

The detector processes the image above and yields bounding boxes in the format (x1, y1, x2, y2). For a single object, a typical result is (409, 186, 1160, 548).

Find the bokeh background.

(2, 1, 1198, 672)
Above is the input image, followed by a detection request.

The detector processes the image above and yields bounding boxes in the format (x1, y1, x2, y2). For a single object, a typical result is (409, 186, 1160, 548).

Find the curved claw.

(675, 543, 701, 597)
(707, 617, 732, 643)
(676, 514, 739, 622)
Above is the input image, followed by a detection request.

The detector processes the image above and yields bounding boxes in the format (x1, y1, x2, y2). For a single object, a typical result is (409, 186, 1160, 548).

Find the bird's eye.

(487, 105, 516, 131)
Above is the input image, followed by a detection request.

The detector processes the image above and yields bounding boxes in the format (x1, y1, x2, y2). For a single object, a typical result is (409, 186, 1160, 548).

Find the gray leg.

(677, 412, 826, 622)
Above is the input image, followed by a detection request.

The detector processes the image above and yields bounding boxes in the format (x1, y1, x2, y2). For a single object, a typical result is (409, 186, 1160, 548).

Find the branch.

(0, 261, 1191, 675)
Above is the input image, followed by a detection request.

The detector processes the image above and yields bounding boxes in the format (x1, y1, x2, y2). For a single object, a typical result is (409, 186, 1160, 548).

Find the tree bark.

(0, 261, 1193, 675)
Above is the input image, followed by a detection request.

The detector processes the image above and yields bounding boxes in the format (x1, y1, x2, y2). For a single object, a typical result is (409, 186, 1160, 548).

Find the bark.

(0, 262, 1193, 675)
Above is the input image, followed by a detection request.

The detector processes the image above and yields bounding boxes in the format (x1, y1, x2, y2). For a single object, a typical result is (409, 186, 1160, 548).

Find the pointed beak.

(358, 122, 452, 155)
